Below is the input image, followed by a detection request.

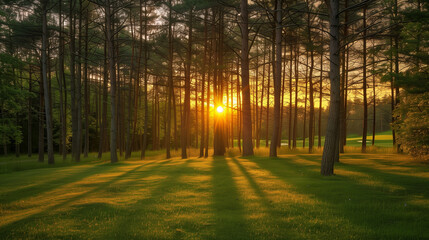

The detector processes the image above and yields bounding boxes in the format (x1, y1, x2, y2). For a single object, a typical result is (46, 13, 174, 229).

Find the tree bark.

(362, 6, 368, 153)
(240, 0, 254, 156)
(105, 0, 118, 163)
(270, 0, 282, 157)
(321, 0, 340, 176)
(41, 0, 54, 164)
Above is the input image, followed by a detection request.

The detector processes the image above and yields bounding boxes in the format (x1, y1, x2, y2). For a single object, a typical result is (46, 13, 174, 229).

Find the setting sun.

(216, 106, 224, 113)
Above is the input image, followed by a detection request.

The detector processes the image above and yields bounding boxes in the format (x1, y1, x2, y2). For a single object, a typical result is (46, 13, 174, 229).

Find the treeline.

(0, 0, 427, 172)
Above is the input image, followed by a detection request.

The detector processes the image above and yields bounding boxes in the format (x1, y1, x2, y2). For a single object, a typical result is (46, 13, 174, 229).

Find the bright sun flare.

(216, 106, 224, 113)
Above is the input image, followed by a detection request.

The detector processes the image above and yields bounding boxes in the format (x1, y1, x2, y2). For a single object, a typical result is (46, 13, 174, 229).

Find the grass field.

(1, 150, 428, 239)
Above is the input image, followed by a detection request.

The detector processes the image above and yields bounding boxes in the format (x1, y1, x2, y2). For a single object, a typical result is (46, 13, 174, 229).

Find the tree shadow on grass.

(247, 155, 429, 239)
(101, 158, 200, 239)
(0, 163, 117, 205)
(0, 160, 172, 237)
(211, 156, 249, 240)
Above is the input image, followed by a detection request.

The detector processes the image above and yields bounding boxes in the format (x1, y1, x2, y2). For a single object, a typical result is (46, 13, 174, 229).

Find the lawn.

(1, 151, 428, 239)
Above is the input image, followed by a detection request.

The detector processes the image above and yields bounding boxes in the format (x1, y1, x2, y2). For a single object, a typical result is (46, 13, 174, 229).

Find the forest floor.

(0, 150, 428, 239)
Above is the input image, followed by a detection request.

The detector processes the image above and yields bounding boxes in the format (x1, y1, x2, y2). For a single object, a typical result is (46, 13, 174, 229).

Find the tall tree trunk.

(58, 0, 67, 160)
(41, 0, 54, 164)
(288, 44, 293, 149)
(307, 6, 315, 153)
(125, 12, 135, 159)
(270, 0, 282, 157)
(303, 52, 308, 148)
(372, 53, 376, 146)
(76, 0, 83, 162)
(240, 0, 254, 156)
(84, 4, 89, 157)
(321, 0, 340, 176)
(28, 67, 33, 157)
(141, 0, 149, 159)
(293, 44, 299, 149)
(339, 0, 348, 154)
(265, 45, 271, 148)
(237, 58, 242, 153)
(38, 76, 44, 162)
(105, 0, 118, 163)
(165, 0, 173, 158)
(182, 8, 193, 159)
(98, 40, 108, 159)
(200, 9, 208, 157)
(318, 36, 323, 148)
(362, 6, 368, 153)
(70, 0, 78, 161)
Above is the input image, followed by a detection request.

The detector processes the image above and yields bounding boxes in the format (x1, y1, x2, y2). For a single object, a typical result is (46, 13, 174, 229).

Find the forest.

(0, 0, 428, 239)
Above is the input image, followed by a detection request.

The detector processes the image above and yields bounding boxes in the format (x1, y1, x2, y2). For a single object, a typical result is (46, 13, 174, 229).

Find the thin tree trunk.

(105, 0, 118, 163)
(41, 0, 54, 164)
(318, 37, 323, 148)
(28, 67, 33, 157)
(372, 53, 376, 146)
(58, 0, 66, 160)
(240, 0, 254, 156)
(166, 0, 174, 158)
(270, 0, 282, 157)
(141, 0, 149, 159)
(289, 44, 293, 149)
(200, 9, 208, 157)
(125, 12, 135, 159)
(362, 6, 368, 153)
(98, 40, 108, 159)
(84, 4, 89, 157)
(308, 9, 315, 153)
(182, 8, 193, 159)
(293, 44, 299, 149)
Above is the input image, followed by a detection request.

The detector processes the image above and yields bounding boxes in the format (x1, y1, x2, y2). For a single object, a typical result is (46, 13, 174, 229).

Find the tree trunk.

(307, 7, 315, 153)
(240, 0, 254, 156)
(165, 0, 173, 159)
(318, 36, 323, 148)
(293, 45, 299, 149)
(269, 0, 282, 157)
(105, 0, 118, 163)
(41, 0, 54, 164)
(58, 0, 66, 160)
(182, 8, 193, 159)
(362, 6, 368, 153)
(289, 44, 293, 149)
(200, 9, 208, 158)
(321, 0, 340, 176)
(141, 0, 149, 159)
(28, 67, 33, 157)
(98, 40, 108, 159)
(84, 4, 89, 157)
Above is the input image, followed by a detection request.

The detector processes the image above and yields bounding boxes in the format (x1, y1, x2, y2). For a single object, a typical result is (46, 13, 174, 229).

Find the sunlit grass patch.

(0, 152, 428, 239)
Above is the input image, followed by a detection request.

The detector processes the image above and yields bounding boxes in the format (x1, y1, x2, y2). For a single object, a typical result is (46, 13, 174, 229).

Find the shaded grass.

(0, 152, 428, 239)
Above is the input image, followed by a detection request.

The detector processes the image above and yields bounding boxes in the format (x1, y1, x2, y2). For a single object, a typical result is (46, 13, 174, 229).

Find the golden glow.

(216, 106, 224, 113)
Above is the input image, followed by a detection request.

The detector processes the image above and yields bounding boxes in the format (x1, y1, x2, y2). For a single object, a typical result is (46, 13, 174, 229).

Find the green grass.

(1, 151, 428, 239)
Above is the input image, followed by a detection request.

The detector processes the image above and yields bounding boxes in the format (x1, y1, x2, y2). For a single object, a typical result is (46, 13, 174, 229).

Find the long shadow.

(248, 155, 429, 238)
(103, 158, 196, 239)
(0, 160, 170, 235)
(0, 163, 118, 205)
(230, 158, 279, 213)
(230, 157, 301, 239)
(297, 154, 429, 198)
(211, 156, 249, 240)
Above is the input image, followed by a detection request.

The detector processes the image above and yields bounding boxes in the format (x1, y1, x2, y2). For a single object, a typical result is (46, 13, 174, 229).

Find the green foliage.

(393, 92, 429, 161)
(0, 53, 29, 145)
